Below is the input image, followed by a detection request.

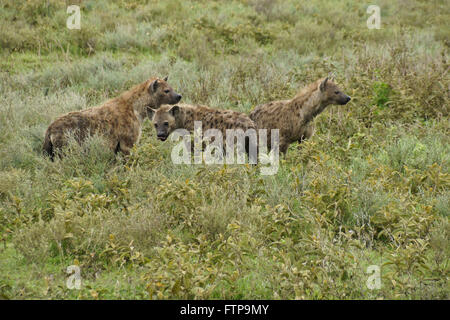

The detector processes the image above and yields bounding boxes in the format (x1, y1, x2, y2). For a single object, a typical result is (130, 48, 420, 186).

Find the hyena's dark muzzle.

(171, 93, 182, 104)
(339, 94, 351, 105)
(156, 128, 169, 141)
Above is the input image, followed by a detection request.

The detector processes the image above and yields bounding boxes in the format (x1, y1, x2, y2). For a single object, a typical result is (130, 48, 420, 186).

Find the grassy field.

(0, 0, 448, 299)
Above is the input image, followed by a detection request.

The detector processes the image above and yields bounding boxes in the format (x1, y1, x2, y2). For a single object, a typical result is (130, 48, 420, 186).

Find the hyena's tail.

(43, 130, 54, 161)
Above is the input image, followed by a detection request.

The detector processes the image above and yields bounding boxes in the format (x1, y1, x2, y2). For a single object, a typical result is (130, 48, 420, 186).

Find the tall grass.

(0, 0, 448, 299)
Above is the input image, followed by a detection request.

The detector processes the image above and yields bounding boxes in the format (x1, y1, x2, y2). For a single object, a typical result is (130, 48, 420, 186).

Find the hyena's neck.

(289, 86, 328, 125)
(133, 96, 152, 124)
(178, 107, 196, 131)
(119, 81, 153, 124)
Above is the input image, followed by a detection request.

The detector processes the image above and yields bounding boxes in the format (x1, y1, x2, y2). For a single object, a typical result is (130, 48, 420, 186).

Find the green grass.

(0, 0, 449, 299)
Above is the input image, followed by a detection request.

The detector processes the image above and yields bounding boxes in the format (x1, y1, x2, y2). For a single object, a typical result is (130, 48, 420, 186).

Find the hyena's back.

(249, 100, 289, 129)
(43, 110, 108, 160)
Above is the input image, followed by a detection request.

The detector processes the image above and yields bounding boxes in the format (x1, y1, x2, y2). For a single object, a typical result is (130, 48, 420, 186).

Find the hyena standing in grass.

(249, 77, 351, 154)
(147, 103, 258, 163)
(43, 76, 182, 160)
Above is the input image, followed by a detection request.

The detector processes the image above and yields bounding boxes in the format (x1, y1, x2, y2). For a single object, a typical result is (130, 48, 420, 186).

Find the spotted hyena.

(147, 103, 258, 163)
(43, 76, 182, 160)
(249, 77, 351, 154)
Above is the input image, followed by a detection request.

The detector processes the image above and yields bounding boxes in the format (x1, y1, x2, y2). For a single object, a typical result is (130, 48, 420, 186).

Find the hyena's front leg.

(279, 138, 290, 156)
(117, 136, 136, 156)
(298, 123, 314, 146)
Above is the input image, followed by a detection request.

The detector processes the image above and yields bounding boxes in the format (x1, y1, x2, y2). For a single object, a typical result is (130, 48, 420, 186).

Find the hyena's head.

(318, 77, 351, 105)
(147, 104, 181, 141)
(147, 76, 182, 108)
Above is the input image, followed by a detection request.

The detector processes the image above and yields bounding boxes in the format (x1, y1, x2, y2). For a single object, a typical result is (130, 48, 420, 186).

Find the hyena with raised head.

(249, 77, 351, 154)
(43, 76, 182, 160)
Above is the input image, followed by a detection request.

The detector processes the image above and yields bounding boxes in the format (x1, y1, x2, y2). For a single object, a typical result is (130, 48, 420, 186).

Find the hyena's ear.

(163, 76, 168, 81)
(319, 77, 329, 92)
(149, 79, 159, 93)
(147, 107, 157, 119)
(169, 105, 180, 117)
(328, 72, 335, 82)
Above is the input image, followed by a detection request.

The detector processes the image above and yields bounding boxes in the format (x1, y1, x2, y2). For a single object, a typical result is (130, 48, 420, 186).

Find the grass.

(0, 0, 449, 299)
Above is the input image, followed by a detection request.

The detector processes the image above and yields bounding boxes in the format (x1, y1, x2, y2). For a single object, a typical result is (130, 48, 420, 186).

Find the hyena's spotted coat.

(148, 103, 258, 163)
(249, 77, 351, 154)
(43, 77, 181, 159)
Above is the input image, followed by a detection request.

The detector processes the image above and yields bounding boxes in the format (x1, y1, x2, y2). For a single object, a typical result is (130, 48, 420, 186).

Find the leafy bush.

(0, 0, 448, 299)
(372, 82, 392, 108)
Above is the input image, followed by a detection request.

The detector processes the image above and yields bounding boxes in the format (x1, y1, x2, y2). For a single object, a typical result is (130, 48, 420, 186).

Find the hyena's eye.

(164, 121, 169, 126)
(154, 123, 158, 128)
(334, 91, 340, 94)
(164, 90, 170, 94)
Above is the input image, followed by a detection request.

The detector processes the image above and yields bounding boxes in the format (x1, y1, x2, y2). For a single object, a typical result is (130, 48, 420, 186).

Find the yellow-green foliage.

(0, 0, 448, 299)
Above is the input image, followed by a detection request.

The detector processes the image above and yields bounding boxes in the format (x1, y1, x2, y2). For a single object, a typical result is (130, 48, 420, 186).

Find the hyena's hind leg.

(43, 132, 66, 161)
(43, 131, 55, 161)
(245, 136, 258, 165)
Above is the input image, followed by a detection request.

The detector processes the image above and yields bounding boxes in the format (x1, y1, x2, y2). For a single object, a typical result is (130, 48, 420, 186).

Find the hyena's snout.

(156, 129, 169, 141)
(172, 92, 182, 103)
(339, 94, 351, 105)
(157, 136, 168, 141)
